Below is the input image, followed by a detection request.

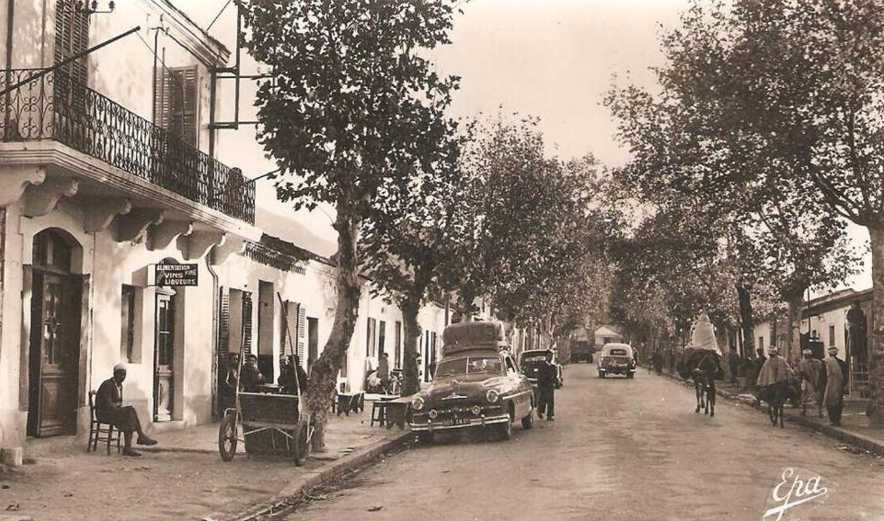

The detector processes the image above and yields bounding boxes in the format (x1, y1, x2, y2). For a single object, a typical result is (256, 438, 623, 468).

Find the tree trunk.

(401, 296, 422, 396)
(784, 291, 804, 366)
(736, 284, 754, 356)
(304, 203, 362, 451)
(867, 226, 884, 425)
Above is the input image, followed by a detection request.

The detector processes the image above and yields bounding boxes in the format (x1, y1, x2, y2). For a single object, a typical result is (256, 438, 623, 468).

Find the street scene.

(3, 0, 884, 520)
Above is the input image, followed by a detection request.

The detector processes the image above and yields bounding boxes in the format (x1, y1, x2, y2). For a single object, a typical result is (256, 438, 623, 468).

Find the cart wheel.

(218, 413, 238, 462)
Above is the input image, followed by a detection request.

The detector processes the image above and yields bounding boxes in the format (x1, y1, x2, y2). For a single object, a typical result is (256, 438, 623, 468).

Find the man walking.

(797, 348, 823, 417)
(824, 346, 845, 426)
(96, 363, 158, 457)
(536, 350, 556, 421)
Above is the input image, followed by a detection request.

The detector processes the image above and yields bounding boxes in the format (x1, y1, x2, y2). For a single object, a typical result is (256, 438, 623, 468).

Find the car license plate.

(444, 416, 468, 426)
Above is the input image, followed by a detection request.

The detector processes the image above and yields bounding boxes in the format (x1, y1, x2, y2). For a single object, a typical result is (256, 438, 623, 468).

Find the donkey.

(677, 349, 723, 417)
(757, 378, 800, 428)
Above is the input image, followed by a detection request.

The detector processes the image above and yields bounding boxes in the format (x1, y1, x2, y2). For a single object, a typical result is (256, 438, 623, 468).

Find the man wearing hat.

(823, 346, 846, 426)
(536, 350, 557, 421)
(756, 346, 793, 388)
(95, 363, 157, 456)
(797, 348, 823, 417)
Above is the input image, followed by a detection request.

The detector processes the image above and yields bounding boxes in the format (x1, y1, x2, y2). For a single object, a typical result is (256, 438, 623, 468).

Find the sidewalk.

(0, 407, 409, 521)
(652, 365, 884, 457)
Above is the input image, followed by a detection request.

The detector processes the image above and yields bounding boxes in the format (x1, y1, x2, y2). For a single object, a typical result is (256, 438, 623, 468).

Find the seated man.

(240, 353, 265, 392)
(96, 363, 157, 457)
(278, 355, 308, 394)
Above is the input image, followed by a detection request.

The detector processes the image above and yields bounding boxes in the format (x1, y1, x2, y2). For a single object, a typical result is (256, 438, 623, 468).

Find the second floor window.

(154, 66, 199, 146)
(54, 0, 90, 84)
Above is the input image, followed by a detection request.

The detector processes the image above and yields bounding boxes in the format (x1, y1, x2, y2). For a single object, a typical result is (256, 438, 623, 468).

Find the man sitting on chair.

(96, 363, 158, 457)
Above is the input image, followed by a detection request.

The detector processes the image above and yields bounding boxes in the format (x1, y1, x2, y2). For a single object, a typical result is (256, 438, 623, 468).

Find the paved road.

(285, 363, 884, 521)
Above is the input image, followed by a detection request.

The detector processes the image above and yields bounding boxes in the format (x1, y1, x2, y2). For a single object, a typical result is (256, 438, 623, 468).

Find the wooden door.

(28, 272, 81, 437)
(154, 292, 175, 421)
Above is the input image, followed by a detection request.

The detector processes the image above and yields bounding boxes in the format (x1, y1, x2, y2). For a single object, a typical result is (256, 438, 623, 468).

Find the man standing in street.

(824, 346, 845, 426)
(797, 348, 823, 417)
(96, 363, 158, 457)
(536, 350, 556, 421)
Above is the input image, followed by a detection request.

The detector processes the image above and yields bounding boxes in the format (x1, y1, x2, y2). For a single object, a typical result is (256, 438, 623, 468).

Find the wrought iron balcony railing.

(1, 68, 255, 225)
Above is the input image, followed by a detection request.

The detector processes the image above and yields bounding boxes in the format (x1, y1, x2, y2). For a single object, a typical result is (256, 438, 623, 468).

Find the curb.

(653, 369, 884, 457)
(201, 430, 414, 521)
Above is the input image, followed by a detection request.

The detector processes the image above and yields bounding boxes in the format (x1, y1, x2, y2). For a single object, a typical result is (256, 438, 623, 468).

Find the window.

(758, 337, 764, 352)
(829, 325, 836, 347)
(366, 317, 377, 357)
(378, 320, 386, 358)
(154, 66, 199, 146)
(54, 0, 90, 109)
(120, 285, 137, 362)
(394, 321, 402, 368)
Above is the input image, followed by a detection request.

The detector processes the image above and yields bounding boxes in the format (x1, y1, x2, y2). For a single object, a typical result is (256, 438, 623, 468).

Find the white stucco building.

(0, 0, 449, 457)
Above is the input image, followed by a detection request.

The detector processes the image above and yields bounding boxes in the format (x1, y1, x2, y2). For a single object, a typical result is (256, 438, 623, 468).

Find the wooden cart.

(218, 293, 314, 465)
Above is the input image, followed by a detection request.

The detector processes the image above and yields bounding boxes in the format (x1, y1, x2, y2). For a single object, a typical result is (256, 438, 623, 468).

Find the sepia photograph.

(0, 1, 883, 520)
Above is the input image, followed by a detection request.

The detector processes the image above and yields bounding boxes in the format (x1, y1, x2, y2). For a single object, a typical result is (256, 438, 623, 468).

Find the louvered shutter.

(241, 291, 253, 355)
(297, 303, 306, 364)
(283, 300, 298, 356)
(153, 66, 198, 146)
(54, 0, 90, 111)
(218, 287, 230, 353)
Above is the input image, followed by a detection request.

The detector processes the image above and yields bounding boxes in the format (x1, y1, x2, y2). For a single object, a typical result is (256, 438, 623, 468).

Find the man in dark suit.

(240, 354, 265, 392)
(96, 363, 157, 457)
(536, 350, 556, 421)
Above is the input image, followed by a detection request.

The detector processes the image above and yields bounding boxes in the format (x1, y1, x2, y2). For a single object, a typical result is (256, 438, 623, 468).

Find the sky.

(186, 0, 872, 293)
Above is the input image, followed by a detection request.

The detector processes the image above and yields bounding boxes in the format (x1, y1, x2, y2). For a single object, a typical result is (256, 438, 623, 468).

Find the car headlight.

(428, 409, 438, 419)
(486, 389, 500, 403)
(471, 405, 482, 415)
(412, 396, 425, 411)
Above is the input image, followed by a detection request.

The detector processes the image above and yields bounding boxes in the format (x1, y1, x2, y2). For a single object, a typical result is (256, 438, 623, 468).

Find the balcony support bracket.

(182, 231, 226, 261)
(0, 166, 46, 207)
(115, 208, 164, 243)
(149, 220, 193, 251)
(23, 177, 79, 217)
(84, 198, 132, 233)
(210, 236, 246, 265)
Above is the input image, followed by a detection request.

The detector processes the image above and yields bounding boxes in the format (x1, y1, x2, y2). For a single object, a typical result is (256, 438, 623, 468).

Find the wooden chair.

(87, 391, 121, 455)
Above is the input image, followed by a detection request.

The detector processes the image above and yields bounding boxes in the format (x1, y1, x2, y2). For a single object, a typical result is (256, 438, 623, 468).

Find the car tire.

(598, 372, 605, 378)
(627, 371, 635, 379)
(417, 431, 434, 445)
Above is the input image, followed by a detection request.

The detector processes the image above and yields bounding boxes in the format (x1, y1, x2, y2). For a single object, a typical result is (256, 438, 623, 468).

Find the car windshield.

(435, 356, 503, 377)
(521, 355, 546, 363)
(608, 349, 628, 356)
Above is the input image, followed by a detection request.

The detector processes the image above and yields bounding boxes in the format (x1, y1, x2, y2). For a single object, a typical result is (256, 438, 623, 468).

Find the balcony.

(1, 68, 255, 225)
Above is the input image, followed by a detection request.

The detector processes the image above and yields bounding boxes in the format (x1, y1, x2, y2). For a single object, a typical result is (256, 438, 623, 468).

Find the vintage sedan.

(409, 321, 535, 443)
(598, 342, 636, 379)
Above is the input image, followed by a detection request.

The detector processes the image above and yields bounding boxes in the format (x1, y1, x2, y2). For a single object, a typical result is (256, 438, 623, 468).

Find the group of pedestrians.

(755, 346, 848, 427)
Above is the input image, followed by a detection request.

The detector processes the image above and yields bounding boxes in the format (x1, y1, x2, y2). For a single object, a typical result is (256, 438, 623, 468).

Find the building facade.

(0, 0, 450, 456)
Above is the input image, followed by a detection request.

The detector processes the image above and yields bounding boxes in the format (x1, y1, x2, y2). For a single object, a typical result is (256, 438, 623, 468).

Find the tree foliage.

(243, 0, 462, 447)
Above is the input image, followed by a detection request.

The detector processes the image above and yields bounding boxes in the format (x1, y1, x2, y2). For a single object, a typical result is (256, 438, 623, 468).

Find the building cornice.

(0, 141, 260, 241)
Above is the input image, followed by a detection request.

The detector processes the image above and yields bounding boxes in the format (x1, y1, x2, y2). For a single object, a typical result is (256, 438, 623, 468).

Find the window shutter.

(54, 0, 90, 112)
(153, 66, 198, 146)
(241, 291, 253, 355)
(297, 303, 306, 363)
(218, 287, 230, 353)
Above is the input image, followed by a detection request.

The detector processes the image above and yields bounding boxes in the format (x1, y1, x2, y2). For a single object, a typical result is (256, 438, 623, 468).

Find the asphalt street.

(284, 363, 884, 521)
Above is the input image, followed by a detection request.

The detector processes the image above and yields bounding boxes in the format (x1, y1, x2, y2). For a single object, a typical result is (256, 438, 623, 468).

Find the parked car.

(571, 341, 594, 363)
(409, 321, 535, 443)
(519, 349, 564, 388)
(598, 343, 636, 379)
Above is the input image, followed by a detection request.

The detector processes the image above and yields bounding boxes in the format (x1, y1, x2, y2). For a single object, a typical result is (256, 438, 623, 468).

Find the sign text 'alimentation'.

(154, 263, 199, 287)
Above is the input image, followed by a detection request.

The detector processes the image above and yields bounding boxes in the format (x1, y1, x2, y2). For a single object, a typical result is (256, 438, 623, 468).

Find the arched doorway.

(27, 229, 84, 437)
